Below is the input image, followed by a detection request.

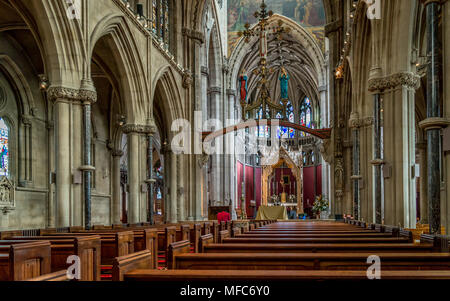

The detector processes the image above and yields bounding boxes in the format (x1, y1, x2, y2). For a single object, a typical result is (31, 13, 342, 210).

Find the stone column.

(372, 73, 419, 228)
(123, 124, 151, 224)
(209, 86, 222, 205)
(112, 150, 123, 224)
(372, 92, 383, 223)
(442, 0, 450, 233)
(416, 141, 428, 223)
(227, 89, 237, 219)
(349, 114, 361, 220)
(146, 134, 155, 224)
(177, 155, 186, 221)
(419, 0, 447, 234)
(79, 84, 97, 230)
(48, 88, 72, 227)
(170, 151, 178, 223)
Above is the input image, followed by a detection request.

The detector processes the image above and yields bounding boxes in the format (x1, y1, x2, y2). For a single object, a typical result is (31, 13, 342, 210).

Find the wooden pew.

(7, 235, 101, 281)
(218, 230, 230, 244)
(0, 241, 52, 281)
(27, 270, 68, 281)
(173, 253, 450, 271)
(199, 234, 214, 253)
(235, 233, 397, 238)
(167, 240, 191, 269)
(112, 250, 153, 281)
(42, 231, 134, 265)
(123, 269, 450, 281)
(222, 237, 412, 244)
(203, 243, 435, 254)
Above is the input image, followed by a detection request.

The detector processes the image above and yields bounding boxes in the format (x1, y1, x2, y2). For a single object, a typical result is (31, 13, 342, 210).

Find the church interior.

(0, 0, 450, 285)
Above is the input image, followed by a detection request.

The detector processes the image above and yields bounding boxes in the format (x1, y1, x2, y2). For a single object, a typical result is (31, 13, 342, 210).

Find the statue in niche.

(239, 69, 248, 103)
(279, 67, 290, 100)
(0, 176, 14, 211)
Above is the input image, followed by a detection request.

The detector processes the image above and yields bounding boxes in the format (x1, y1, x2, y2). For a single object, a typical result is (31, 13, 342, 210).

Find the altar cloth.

(255, 206, 288, 220)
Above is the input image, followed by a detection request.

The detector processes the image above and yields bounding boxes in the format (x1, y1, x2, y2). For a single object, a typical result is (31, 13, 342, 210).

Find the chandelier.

(238, 0, 291, 121)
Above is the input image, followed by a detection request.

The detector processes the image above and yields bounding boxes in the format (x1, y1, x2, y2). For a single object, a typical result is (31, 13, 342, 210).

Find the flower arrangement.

(270, 195, 279, 203)
(288, 194, 296, 203)
(312, 195, 329, 215)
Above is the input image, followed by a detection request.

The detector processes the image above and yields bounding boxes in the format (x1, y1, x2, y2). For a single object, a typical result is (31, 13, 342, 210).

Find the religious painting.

(228, 0, 326, 56)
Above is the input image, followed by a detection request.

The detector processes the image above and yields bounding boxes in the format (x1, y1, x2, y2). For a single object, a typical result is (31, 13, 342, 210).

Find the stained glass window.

(257, 107, 269, 138)
(276, 100, 295, 139)
(300, 97, 312, 137)
(0, 118, 9, 177)
(156, 187, 162, 199)
(152, 0, 171, 48)
(152, 0, 158, 34)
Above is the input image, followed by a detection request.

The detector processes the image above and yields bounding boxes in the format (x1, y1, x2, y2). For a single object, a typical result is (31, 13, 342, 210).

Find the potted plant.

(312, 195, 329, 219)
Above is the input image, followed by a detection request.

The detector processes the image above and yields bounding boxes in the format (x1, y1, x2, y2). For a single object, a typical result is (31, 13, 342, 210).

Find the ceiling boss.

(237, 0, 291, 121)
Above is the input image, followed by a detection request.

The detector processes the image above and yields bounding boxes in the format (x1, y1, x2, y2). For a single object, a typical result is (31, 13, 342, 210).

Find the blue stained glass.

(300, 97, 312, 137)
(0, 118, 9, 177)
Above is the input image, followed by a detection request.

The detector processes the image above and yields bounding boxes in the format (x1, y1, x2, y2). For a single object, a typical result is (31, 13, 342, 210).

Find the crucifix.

(237, 0, 291, 121)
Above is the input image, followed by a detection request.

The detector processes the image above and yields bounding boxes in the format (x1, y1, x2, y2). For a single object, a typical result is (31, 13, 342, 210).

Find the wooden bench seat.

(7, 236, 101, 281)
(123, 269, 450, 281)
(222, 237, 412, 244)
(203, 243, 434, 254)
(0, 241, 51, 281)
(173, 252, 450, 271)
(235, 233, 396, 238)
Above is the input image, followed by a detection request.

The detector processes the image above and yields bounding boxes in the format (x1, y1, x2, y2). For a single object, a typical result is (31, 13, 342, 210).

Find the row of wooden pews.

(120, 220, 450, 281)
(0, 220, 276, 281)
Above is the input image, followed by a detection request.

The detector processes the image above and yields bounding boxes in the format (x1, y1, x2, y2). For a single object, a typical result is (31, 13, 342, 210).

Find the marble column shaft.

(352, 129, 360, 220)
(170, 151, 178, 223)
(373, 93, 382, 223)
(426, 1, 442, 234)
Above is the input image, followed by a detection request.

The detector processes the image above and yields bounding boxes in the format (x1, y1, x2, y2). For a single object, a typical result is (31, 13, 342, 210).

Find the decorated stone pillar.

(419, 0, 449, 234)
(170, 151, 178, 223)
(349, 113, 361, 220)
(209, 86, 223, 206)
(79, 82, 97, 230)
(370, 72, 419, 228)
(123, 124, 151, 224)
(416, 140, 428, 223)
(47, 87, 75, 227)
(442, 0, 450, 233)
(371, 92, 383, 224)
(146, 132, 155, 224)
(227, 89, 237, 218)
(112, 149, 123, 224)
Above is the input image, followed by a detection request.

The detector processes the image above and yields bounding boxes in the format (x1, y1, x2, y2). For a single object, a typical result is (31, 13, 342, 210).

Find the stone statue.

(239, 69, 248, 103)
(279, 67, 290, 100)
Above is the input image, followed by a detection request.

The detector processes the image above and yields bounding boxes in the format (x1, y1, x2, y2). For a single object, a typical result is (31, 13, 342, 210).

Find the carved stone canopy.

(0, 176, 15, 213)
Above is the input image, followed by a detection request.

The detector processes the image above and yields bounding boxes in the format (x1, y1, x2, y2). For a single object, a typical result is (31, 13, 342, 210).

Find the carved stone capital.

(122, 124, 155, 134)
(112, 150, 124, 157)
(182, 28, 205, 44)
(368, 72, 421, 91)
(198, 153, 210, 167)
(208, 86, 221, 95)
(201, 66, 209, 76)
(21, 114, 32, 126)
(348, 112, 361, 128)
(227, 89, 236, 97)
(47, 86, 98, 104)
(47, 86, 80, 102)
(182, 70, 193, 89)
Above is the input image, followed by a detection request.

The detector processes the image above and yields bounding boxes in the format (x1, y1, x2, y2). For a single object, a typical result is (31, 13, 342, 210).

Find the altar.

(255, 205, 288, 220)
